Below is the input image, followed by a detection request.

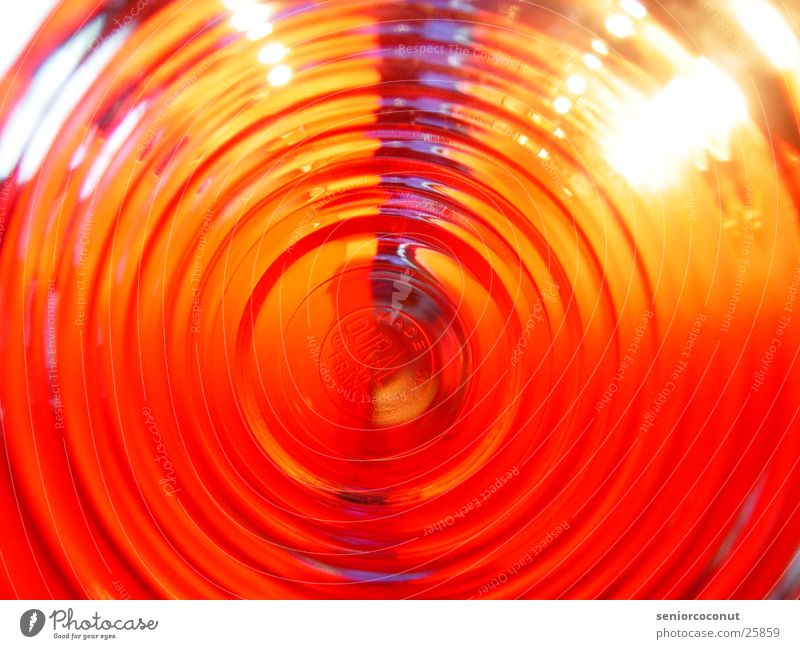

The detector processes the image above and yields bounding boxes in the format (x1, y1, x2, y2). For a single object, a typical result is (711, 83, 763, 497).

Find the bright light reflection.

(567, 75, 587, 94)
(583, 53, 602, 70)
(80, 102, 147, 200)
(731, 0, 799, 70)
(605, 59, 748, 190)
(268, 64, 292, 86)
(0, 21, 101, 179)
(231, 4, 271, 32)
(259, 42, 287, 65)
(21, 24, 124, 182)
(620, 0, 647, 20)
(553, 96, 572, 114)
(247, 22, 273, 40)
(606, 14, 635, 38)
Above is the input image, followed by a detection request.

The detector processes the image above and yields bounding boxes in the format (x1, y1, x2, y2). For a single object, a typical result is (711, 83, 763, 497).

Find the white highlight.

(267, 64, 292, 86)
(583, 53, 602, 70)
(566, 75, 587, 95)
(0, 0, 59, 78)
(223, 0, 256, 8)
(0, 21, 103, 179)
(553, 96, 572, 114)
(80, 102, 147, 200)
(246, 22, 273, 40)
(732, 0, 799, 70)
(605, 14, 635, 38)
(258, 42, 287, 65)
(19, 22, 123, 182)
(620, 0, 647, 20)
(605, 59, 748, 190)
(230, 4, 271, 32)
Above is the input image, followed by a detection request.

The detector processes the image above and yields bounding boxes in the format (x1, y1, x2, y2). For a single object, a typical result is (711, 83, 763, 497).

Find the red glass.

(0, 0, 799, 599)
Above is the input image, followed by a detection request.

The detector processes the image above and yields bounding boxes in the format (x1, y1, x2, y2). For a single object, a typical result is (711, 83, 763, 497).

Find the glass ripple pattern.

(1, 0, 799, 599)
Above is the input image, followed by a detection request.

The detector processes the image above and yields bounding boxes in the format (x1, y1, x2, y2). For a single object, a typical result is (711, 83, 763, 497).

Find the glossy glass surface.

(0, 0, 799, 598)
